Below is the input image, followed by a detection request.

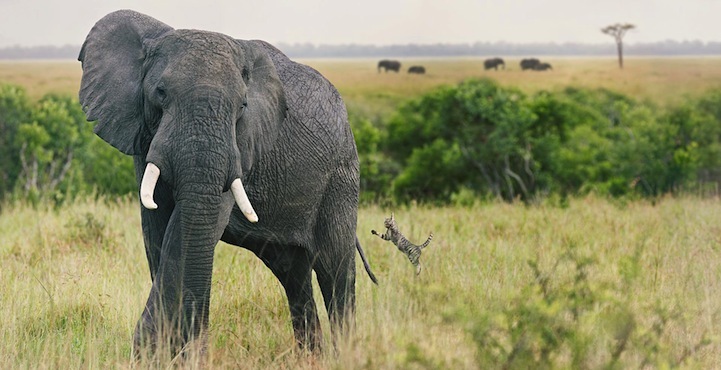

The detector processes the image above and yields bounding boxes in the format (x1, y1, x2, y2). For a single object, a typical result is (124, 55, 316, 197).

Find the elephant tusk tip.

(245, 212, 259, 223)
(142, 199, 158, 210)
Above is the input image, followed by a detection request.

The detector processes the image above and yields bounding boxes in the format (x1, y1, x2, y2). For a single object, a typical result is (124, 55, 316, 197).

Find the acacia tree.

(602, 23, 635, 69)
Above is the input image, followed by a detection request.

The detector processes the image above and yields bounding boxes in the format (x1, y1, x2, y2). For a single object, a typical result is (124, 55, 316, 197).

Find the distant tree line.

(0, 45, 80, 59)
(2, 40, 721, 60)
(277, 40, 721, 58)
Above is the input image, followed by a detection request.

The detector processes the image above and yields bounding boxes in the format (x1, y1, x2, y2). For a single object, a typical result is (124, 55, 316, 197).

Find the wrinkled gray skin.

(78, 10, 375, 355)
(377, 59, 401, 73)
(483, 57, 505, 70)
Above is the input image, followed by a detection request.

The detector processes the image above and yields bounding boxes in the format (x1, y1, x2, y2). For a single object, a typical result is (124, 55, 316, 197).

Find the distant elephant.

(520, 58, 540, 71)
(408, 65, 426, 74)
(534, 62, 553, 71)
(78, 10, 377, 356)
(378, 59, 401, 73)
(484, 57, 505, 70)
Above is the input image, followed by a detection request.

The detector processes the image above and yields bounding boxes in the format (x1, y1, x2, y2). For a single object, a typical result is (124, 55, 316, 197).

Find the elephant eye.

(157, 87, 167, 102)
(239, 101, 248, 115)
(241, 67, 250, 83)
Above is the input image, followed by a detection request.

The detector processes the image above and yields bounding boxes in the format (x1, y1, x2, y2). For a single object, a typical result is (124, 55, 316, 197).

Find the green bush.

(363, 80, 720, 204)
(5, 80, 721, 205)
(0, 84, 136, 205)
(349, 111, 399, 203)
(0, 85, 31, 201)
(386, 79, 537, 202)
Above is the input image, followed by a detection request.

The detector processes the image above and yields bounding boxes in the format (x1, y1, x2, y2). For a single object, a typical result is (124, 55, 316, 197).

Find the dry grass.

(1, 196, 720, 368)
(0, 60, 81, 101)
(304, 56, 721, 118)
(2, 57, 721, 115)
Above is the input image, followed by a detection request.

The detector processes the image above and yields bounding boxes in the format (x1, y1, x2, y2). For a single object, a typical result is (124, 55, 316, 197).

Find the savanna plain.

(2, 57, 721, 368)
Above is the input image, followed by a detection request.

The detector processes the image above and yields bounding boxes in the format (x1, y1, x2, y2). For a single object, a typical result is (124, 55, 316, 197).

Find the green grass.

(1, 196, 720, 368)
(3, 56, 721, 367)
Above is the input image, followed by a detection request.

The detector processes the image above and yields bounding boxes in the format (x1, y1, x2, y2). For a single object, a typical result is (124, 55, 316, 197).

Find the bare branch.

(48, 150, 73, 192)
(504, 155, 528, 200)
(459, 144, 501, 199)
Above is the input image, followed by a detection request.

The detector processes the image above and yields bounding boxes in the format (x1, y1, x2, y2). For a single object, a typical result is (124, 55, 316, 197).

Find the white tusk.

(140, 163, 160, 210)
(230, 178, 258, 223)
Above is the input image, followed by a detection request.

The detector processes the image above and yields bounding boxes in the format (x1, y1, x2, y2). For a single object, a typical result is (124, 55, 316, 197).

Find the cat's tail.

(356, 237, 379, 285)
(420, 233, 434, 249)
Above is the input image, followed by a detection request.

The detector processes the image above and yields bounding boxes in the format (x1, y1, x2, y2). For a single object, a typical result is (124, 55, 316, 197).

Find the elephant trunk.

(137, 114, 256, 350)
(141, 157, 231, 349)
(174, 182, 223, 340)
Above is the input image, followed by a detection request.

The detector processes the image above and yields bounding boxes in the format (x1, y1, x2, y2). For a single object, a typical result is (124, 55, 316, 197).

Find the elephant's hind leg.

(313, 208, 356, 342)
(312, 178, 358, 343)
(254, 244, 322, 351)
(314, 248, 356, 341)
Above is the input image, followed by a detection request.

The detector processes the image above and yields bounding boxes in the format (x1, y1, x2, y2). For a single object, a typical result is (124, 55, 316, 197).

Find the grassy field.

(3, 57, 721, 118)
(2, 57, 721, 368)
(1, 196, 720, 368)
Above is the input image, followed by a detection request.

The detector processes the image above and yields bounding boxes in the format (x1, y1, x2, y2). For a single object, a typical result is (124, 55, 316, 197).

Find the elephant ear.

(78, 10, 173, 155)
(234, 40, 288, 168)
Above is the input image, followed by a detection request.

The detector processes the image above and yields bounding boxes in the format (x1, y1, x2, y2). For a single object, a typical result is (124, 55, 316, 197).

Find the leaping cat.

(372, 213, 433, 275)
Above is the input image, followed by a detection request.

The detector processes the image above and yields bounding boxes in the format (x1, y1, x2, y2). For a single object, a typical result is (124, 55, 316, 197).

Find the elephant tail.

(356, 237, 379, 285)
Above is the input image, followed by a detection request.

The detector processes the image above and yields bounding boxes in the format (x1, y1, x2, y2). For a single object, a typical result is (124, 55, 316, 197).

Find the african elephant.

(408, 65, 426, 74)
(534, 62, 553, 71)
(378, 59, 401, 73)
(484, 57, 505, 70)
(78, 10, 376, 355)
(520, 58, 540, 70)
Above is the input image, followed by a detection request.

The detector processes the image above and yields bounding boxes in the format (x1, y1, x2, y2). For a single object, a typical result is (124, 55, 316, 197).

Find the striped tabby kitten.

(372, 213, 433, 275)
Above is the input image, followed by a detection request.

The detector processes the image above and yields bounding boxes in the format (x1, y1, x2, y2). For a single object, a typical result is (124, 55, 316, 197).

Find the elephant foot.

(292, 316, 323, 352)
(132, 313, 209, 362)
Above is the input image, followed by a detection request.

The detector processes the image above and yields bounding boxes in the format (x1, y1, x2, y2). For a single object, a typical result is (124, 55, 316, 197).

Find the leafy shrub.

(0, 84, 31, 201)
(449, 244, 710, 369)
(0, 84, 136, 204)
(349, 111, 399, 203)
(368, 80, 721, 204)
(386, 79, 537, 202)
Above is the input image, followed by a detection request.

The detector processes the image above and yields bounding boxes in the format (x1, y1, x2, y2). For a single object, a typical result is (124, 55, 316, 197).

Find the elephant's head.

(79, 10, 287, 224)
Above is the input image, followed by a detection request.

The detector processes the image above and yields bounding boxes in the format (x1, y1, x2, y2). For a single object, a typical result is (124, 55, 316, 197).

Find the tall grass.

(1, 196, 719, 368)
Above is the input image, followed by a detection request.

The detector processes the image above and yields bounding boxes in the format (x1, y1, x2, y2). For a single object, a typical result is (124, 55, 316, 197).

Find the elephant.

(408, 65, 426, 74)
(533, 62, 553, 71)
(520, 58, 541, 70)
(78, 10, 377, 356)
(377, 59, 401, 73)
(483, 57, 505, 70)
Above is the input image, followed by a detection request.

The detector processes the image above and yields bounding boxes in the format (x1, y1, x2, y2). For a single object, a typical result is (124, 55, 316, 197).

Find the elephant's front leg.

(255, 245, 322, 351)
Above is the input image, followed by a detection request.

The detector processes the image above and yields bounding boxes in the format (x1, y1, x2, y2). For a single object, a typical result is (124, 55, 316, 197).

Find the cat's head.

(383, 212, 395, 229)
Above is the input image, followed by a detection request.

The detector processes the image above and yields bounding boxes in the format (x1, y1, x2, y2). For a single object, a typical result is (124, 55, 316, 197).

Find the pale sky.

(0, 0, 719, 48)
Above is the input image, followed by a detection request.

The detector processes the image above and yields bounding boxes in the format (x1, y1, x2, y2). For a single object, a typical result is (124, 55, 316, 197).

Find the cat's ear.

(391, 212, 395, 220)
